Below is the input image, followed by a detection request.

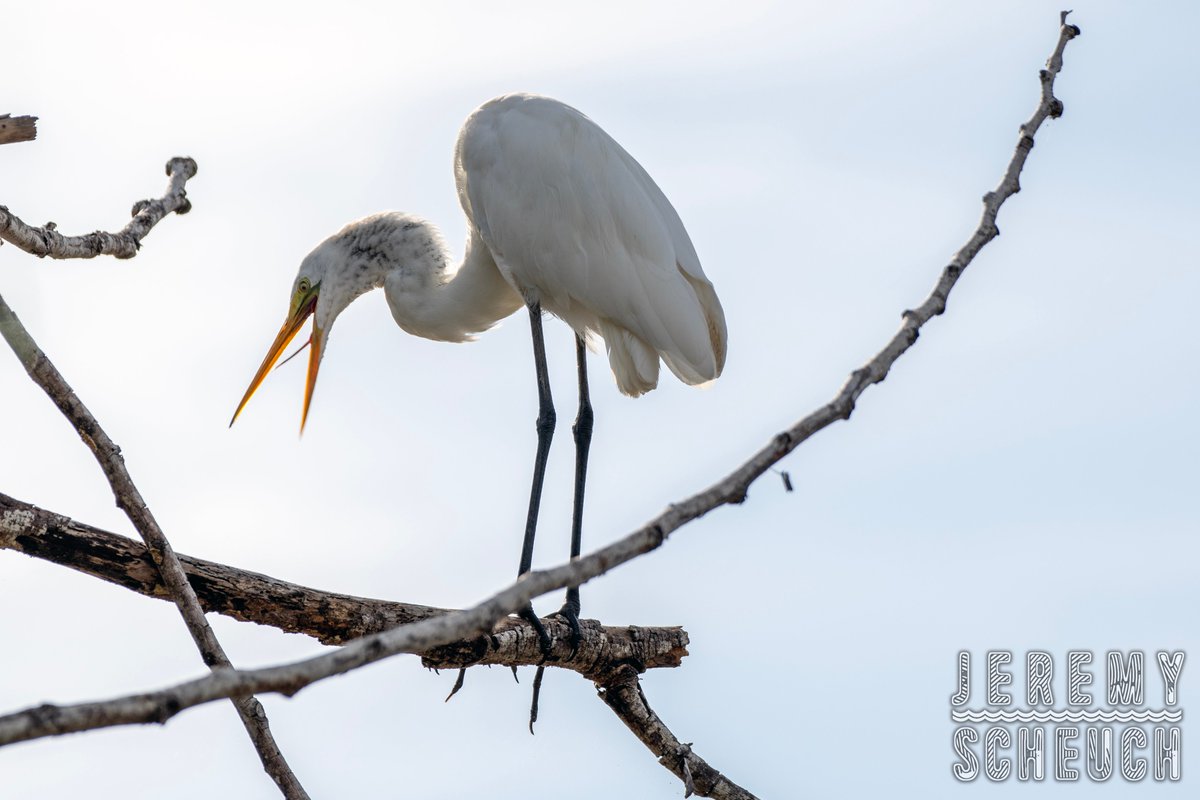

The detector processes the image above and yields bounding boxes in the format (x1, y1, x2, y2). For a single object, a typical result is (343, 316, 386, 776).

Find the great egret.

(231, 93, 727, 651)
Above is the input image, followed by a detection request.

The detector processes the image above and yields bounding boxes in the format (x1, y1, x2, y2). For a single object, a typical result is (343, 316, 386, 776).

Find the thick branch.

(0, 114, 37, 146)
(0, 492, 688, 675)
(0, 15, 1079, 799)
(0, 157, 196, 258)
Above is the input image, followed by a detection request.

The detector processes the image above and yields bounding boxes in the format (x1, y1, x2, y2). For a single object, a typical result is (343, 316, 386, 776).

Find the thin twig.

(0, 158, 309, 798)
(0, 157, 196, 258)
(0, 14, 1079, 798)
(0, 491, 690, 674)
(0, 114, 37, 146)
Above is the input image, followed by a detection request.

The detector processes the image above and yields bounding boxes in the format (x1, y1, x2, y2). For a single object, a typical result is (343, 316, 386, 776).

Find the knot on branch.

(662, 743, 698, 797)
(31, 703, 63, 730)
(847, 366, 878, 396)
(166, 157, 199, 179)
(422, 635, 491, 669)
(155, 697, 182, 724)
(1060, 11, 1081, 37)
(86, 232, 111, 252)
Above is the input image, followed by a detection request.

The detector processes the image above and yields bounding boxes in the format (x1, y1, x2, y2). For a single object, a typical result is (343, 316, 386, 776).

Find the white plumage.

(453, 93, 727, 395)
(232, 94, 727, 646)
(232, 93, 725, 427)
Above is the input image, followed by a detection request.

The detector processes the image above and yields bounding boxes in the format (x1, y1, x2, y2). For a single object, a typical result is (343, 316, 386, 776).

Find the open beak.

(230, 290, 324, 432)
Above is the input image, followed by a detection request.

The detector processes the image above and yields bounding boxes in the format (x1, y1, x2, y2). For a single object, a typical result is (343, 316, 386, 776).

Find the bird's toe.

(551, 601, 582, 660)
(519, 604, 554, 662)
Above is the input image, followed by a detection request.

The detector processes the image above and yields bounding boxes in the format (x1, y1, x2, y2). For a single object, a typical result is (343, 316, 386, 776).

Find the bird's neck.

(383, 225, 523, 342)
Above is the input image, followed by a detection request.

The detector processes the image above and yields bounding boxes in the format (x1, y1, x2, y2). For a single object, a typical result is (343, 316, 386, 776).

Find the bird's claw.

(551, 600, 582, 660)
(519, 599, 582, 734)
(518, 604, 554, 662)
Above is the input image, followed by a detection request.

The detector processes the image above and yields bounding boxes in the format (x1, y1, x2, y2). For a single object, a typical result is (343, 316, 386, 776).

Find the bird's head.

(229, 235, 370, 432)
(230, 213, 446, 432)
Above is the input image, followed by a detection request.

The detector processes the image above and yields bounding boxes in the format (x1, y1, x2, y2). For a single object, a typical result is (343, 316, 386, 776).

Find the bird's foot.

(444, 667, 467, 702)
(517, 604, 553, 735)
(529, 665, 546, 734)
(550, 596, 583, 660)
(526, 601, 581, 734)
(518, 603, 554, 662)
(519, 597, 583, 734)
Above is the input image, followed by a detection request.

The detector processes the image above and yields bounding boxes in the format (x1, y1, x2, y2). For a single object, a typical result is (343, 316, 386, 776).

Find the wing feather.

(455, 94, 726, 395)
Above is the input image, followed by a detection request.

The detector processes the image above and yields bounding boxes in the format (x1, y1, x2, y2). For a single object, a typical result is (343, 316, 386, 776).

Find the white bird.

(231, 93, 727, 651)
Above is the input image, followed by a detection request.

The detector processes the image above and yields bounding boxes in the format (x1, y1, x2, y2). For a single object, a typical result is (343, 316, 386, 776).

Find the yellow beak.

(230, 290, 323, 432)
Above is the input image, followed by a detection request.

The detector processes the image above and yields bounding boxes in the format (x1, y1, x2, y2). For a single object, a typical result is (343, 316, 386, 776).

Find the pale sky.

(2, 1, 1197, 798)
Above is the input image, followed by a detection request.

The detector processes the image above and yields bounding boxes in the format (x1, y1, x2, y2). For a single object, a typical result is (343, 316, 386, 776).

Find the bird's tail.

(601, 322, 660, 397)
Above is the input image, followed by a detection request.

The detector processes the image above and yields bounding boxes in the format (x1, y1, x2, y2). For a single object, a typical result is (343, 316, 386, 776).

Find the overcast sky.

(2, 1, 1197, 798)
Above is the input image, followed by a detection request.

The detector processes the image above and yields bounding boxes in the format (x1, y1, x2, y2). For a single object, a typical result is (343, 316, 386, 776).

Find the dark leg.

(528, 333, 593, 732)
(517, 302, 555, 656)
(554, 334, 592, 653)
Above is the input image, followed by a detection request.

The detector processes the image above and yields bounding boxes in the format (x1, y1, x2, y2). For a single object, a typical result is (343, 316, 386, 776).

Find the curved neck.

(383, 225, 523, 342)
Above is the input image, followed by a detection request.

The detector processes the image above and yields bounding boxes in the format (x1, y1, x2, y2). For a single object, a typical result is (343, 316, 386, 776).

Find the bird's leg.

(517, 301, 555, 658)
(553, 333, 592, 656)
(529, 335, 593, 732)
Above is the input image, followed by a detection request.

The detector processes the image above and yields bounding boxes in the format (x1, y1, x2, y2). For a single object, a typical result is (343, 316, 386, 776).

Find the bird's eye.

(298, 279, 310, 294)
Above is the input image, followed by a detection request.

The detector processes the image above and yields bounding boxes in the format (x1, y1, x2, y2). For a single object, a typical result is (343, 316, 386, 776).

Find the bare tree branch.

(0, 13, 1080, 797)
(599, 665, 758, 800)
(0, 491, 689, 674)
(0, 159, 308, 797)
(0, 114, 37, 146)
(0, 515, 758, 792)
(0, 156, 196, 258)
